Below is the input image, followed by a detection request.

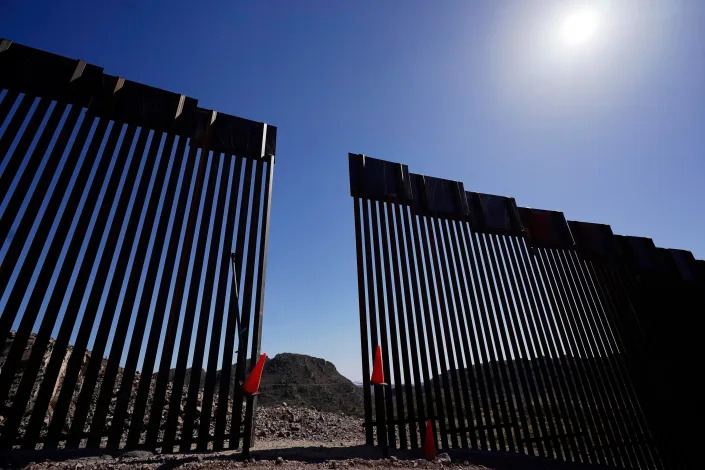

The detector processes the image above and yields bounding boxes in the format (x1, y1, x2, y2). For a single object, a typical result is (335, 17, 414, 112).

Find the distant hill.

(158, 353, 364, 416)
(5, 332, 629, 430)
(257, 353, 363, 416)
(2, 332, 364, 444)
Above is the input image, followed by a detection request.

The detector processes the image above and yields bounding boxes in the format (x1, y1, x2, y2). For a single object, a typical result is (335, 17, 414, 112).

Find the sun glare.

(561, 8, 599, 46)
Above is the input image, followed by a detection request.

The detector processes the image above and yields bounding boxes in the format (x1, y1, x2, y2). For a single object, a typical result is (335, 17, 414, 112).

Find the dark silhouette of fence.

(349, 153, 704, 469)
(0, 40, 276, 454)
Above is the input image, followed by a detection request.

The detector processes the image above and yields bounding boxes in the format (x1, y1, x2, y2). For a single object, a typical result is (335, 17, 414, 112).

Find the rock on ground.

(5, 405, 607, 470)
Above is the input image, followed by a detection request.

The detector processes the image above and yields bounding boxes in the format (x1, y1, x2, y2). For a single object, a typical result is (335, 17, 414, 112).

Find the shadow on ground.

(0, 444, 612, 470)
(251, 445, 611, 469)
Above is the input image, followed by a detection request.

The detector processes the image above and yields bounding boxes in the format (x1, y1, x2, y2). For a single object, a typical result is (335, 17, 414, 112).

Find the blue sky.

(1, 0, 703, 381)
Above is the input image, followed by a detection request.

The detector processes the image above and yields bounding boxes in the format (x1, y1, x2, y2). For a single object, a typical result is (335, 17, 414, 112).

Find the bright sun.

(561, 8, 599, 46)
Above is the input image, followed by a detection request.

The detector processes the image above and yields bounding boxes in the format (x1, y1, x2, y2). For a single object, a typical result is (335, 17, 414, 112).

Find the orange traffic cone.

(370, 345, 386, 385)
(424, 419, 436, 459)
(242, 353, 267, 395)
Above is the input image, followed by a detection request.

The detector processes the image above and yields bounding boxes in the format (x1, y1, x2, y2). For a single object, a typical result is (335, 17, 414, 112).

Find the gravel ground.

(1, 405, 610, 470)
(5, 445, 609, 470)
(254, 404, 364, 444)
(16, 452, 493, 470)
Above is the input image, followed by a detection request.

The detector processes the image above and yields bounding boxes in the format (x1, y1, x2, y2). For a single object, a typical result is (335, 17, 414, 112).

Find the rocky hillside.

(161, 354, 364, 417)
(257, 354, 363, 416)
(1, 333, 363, 434)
